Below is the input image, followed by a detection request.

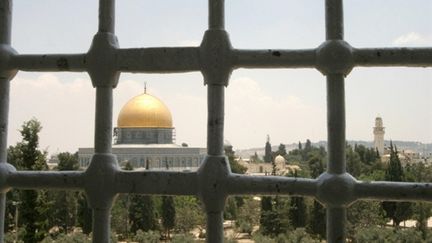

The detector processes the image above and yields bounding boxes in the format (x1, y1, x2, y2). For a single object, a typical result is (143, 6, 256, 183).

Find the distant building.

(79, 90, 206, 171)
(373, 116, 385, 156)
(238, 155, 300, 176)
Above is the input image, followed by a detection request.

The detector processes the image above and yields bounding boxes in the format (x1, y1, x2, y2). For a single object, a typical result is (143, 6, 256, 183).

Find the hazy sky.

(7, 0, 432, 154)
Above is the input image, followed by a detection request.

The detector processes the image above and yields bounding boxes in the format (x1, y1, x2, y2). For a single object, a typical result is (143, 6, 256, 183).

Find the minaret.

(373, 116, 385, 156)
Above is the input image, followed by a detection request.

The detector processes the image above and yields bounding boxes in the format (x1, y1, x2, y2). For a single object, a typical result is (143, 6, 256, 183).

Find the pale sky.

(7, 0, 432, 154)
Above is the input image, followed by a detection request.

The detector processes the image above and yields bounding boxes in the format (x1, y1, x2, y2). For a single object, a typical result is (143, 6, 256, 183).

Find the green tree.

(264, 135, 272, 163)
(111, 195, 129, 240)
(235, 197, 260, 235)
(129, 195, 157, 233)
(224, 197, 238, 220)
(8, 119, 50, 242)
(289, 197, 307, 229)
(302, 139, 312, 161)
(224, 144, 247, 174)
(174, 196, 205, 234)
(307, 154, 326, 239)
(347, 200, 386, 240)
(288, 171, 307, 229)
(259, 196, 274, 236)
(77, 192, 92, 234)
(111, 161, 134, 239)
(250, 151, 263, 163)
(51, 152, 80, 233)
(277, 143, 287, 156)
(346, 144, 361, 177)
(382, 141, 413, 227)
(57, 152, 80, 171)
(161, 196, 175, 239)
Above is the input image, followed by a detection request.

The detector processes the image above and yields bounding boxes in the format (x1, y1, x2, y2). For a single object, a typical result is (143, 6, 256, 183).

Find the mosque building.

(78, 90, 206, 170)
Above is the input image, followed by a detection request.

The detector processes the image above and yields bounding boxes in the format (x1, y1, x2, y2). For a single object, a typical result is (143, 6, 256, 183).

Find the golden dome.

(117, 93, 173, 128)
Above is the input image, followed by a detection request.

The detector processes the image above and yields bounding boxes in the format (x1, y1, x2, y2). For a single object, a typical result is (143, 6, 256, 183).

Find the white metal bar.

(354, 48, 432, 67)
(327, 207, 346, 243)
(325, 0, 344, 40)
(206, 212, 224, 243)
(11, 54, 87, 72)
(116, 47, 200, 73)
(355, 181, 432, 202)
(92, 208, 111, 243)
(99, 0, 115, 33)
(227, 175, 317, 197)
(233, 49, 316, 69)
(115, 171, 198, 195)
(207, 85, 225, 156)
(209, 0, 224, 30)
(326, 74, 346, 174)
(7, 171, 84, 190)
(94, 87, 114, 154)
(0, 0, 12, 45)
(0, 1, 13, 242)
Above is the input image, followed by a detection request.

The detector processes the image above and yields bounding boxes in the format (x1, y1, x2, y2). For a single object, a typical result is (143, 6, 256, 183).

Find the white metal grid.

(0, 0, 431, 242)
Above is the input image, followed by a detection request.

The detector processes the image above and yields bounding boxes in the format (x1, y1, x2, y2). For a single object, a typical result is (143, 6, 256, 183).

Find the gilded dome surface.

(117, 93, 173, 128)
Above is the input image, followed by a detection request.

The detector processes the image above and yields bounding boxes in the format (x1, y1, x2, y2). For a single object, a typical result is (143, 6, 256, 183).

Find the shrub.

(133, 230, 160, 243)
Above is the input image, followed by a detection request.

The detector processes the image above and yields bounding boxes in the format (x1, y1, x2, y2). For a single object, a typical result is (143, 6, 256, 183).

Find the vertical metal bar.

(0, 80, 10, 243)
(0, 1, 13, 242)
(0, 0, 12, 45)
(0, 195, 5, 243)
(206, 212, 224, 243)
(325, 0, 344, 40)
(326, 74, 346, 174)
(0, 76, 10, 163)
(99, 0, 115, 33)
(209, 0, 225, 30)
(325, 1, 346, 242)
(92, 208, 111, 243)
(207, 84, 225, 156)
(327, 207, 346, 243)
(94, 87, 113, 153)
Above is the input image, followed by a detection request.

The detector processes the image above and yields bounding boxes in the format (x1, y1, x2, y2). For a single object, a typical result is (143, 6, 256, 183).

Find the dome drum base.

(114, 127, 173, 145)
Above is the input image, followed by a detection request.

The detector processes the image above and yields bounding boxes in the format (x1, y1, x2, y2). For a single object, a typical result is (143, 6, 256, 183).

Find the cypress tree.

(259, 196, 274, 235)
(161, 196, 176, 239)
(129, 195, 157, 232)
(309, 201, 326, 239)
(307, 154, 326, 239)
(289, 171, 307, 228)
(77, 192, 92, 234)
(264, 135, 272, 163)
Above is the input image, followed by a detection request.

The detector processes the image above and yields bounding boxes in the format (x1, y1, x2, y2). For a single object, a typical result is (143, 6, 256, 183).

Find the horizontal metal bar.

(226, 174, 317, 197)
(7, 171, 84, 190)
(116, 47, 200, 73)
(8, 47, 432, 74)
(354, 48, 432, 67)
(233, 49, 316, 69)
(115, 170, 198, 195)
(355, 180, 432, 202)
(10, 54, 87, 72)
